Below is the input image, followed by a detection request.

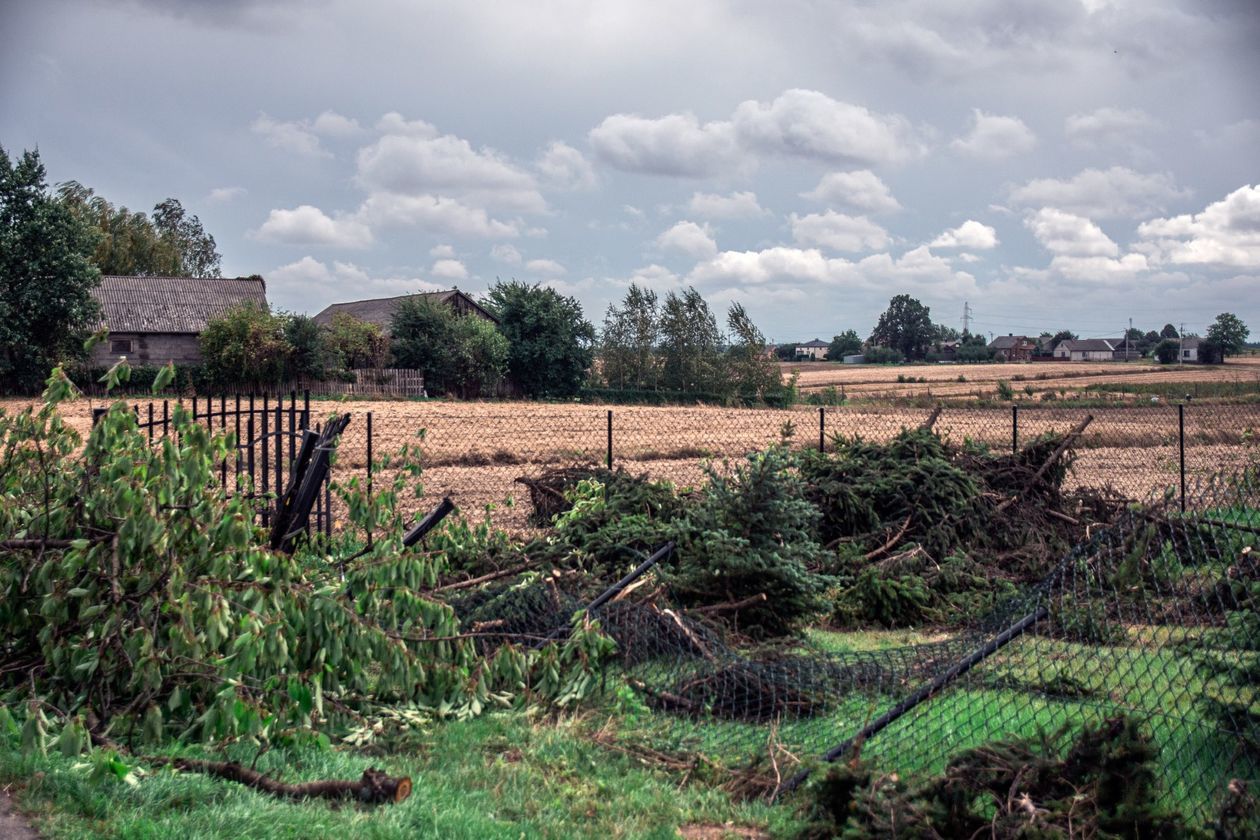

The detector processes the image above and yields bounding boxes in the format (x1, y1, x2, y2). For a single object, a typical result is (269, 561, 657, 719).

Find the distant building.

(842, 354, 865, 364)
(312, 289, 498, 333)
(988, 334, 1037, 362)
(1055, 339, 1117, 362)
(1179, 336, 1201, 363)
(90, 274, 268, 367)
(794, 339, 831, 361)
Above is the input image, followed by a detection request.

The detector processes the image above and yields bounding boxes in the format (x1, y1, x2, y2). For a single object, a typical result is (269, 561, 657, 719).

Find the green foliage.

(487, 280, 595, 398)
(0, 371, 616, 751)
(1196, 543, 1259, 756)
(323, 312, 391, 371)
(827, 330, 863, 361)
(57, 183, 221, 278)
(198, 303, 290, 389)
(599, 283, 661, 390)
(658, 286, 724, 394)
(282, 313, 333, 381)
(0, 147, 101, 394)
(724, 302, 781, 398)
(860, 345, 903, 364)
(867, 294, 934, 361)
(666, 446, 827, 636)
(996, 379, 1014, 400)
(1155, 338, 1180, 364)
(800, 716, 1187, 839)
(1208, 313, 1250, 360)
(390, 297, 507, 397)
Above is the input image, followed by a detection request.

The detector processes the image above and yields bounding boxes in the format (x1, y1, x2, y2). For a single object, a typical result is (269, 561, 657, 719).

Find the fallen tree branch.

(431, 559, 541, 593)
(996, 415, 1093, 513)
(918, 405, 943, 432)
(864, 515, 913, 562)
(153, 759, 412, 804)
(688, 593, 768, 616)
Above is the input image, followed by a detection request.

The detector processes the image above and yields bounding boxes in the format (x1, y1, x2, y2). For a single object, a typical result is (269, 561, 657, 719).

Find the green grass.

(0, 712, 801, 839)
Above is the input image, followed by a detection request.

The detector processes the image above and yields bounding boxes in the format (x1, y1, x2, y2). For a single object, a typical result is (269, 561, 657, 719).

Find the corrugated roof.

(93, 275, 267, 334)
(312, 290, 498, 331)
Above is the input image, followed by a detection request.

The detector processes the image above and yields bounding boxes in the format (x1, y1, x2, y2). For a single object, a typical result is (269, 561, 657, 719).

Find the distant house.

(1056, 339, 1117, 362)
(1105, 338, 1142, 361)
(90, 275, 268, 367)
(1179, 336, 1201, 363)
(312, 289, 497, 334)
(794, 339, 831, 361)
(988, 334, 1037, 362)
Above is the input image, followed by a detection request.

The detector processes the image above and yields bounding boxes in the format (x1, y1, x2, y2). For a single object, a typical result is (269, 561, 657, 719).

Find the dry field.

(4, 380, 1257, 533)
(784, 356, 1260, 399)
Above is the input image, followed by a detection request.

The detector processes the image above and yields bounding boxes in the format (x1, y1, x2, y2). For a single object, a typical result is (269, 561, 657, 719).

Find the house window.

(110, 338, 133, 355)
(1183, 350, 1191, 358)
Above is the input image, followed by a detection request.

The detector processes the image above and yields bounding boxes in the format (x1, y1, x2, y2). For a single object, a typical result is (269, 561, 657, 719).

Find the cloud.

(1047, 253, 1149, 282)
(1065, 107, 1159, 149)
(686, 191, 766, 219)
(800, 170, 901, 214)
(536, 141, 598, 190)
(622, 263, 682, 292)
(251, 113, 331, 159)
(656, 220, 718, 259)
(588, 112, 740, 177)
(1024, 208, 1118, 256)
(310, 110, 363, 138)
(358, 193, 519, 238)
(268, 256, 445, 305)
(207, 186, 247, 203)
(1137, 184, 1260, 268)
(1195, 118, 1260, 150)
(589, 88, 926, 177)
(1009, 166, 1189, 219)
(790, 211, 890, 252)
(731, 89, 928, 166)
(254, 205, 372, 247)
(429, 243, 456, 258)
(356, 129, 545, 214)
(950, 109, 1036, 159)
(931, 220, 998, 250)
(430, 258, 468, 280)
(525, 258, 567, 277)
(490, 243, 522, 264)
(375, 112, 439, 137)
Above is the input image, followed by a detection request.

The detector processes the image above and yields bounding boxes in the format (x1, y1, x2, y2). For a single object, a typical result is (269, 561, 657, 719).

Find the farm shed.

(1179, 336, 1201, 362)
(794, 339, 830, 360)
(1056, 338, 1117, 362)
(90, 274, 268, 367)
(312, 289, 498, 334)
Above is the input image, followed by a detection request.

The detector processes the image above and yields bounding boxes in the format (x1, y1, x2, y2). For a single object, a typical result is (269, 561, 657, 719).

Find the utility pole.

(1179, 322, 1185, 366)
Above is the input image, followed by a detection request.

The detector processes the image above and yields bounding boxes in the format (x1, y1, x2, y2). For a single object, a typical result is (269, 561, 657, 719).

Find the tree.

(1207, 313, 1250, 361)
(1154, 339, 1179, 364)
(199, 304, 290, 389)
(392, 297, 507, 398)
(724, 302, 780, 397)
(325, 312, 390, 371)
(0, 148, 100, 393)
(827, 330, 863, 360)
(600, 284, 660, 390)
(1048, 330, 1077, 351)
(57, 183, 221, 277)
(1160, 323, 1179, 339)
(485, 281, 595, 398)
(283, 314, 333, 381)
(446, 316, 508, 398)
(659, 287, 723, 393)
(868, 295, 934, 361)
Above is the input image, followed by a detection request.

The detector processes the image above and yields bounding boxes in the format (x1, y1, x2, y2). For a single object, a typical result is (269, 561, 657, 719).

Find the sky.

(2, 0, 1258, 344)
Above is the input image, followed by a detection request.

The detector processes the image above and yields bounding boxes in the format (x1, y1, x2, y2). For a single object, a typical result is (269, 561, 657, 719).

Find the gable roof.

(989, 335, 1034, 350)
(93, 275, 268, 334)
(1060, 338, 1115, 353)
(795, 339, 830, 348)
(312, 289, 498, 330)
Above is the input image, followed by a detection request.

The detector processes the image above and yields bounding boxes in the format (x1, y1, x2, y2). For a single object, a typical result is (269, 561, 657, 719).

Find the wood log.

(864, 515, 913, 561)
(159, 759, 412, 804)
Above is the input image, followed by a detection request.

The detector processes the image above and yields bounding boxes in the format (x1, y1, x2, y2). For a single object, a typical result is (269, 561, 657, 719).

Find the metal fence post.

(1178, 403, 1186, 513)
(1011, 405, 1018, 454)
(366, 410, 374, 498)
(606, 409, 613, 470)
(819, 406, 825, 452)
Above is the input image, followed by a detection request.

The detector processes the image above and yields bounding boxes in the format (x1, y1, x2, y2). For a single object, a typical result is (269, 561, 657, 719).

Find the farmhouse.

(988, 335, 1037, 362)
(1055, 338, 1117, 361)
(312, 289, 497, 334)
(794, 339, 830, 360)
(1179, 336, 1201, 362)
(90, 274, 268, 367)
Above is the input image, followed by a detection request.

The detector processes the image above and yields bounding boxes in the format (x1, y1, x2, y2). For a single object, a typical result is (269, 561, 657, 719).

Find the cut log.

(160, 759, 412, 804)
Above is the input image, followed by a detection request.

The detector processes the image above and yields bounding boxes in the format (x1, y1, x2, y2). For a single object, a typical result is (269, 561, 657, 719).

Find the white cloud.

(588, 112, 740, 177)
(1025, 208, 1117, 256)
(431, 258, 468, 280)
(536, 141, 598, 190)
(525, 258, 567, 276)
(358, 193, 519, 238)
(931, 220, 998, 250)
(251, 113, 331, 159)
(254, 205, 373, 248)
(950, 109, 1036, 159)
(375, 112, 439, 137)
(1048, 253, 1149, 281)
(310, 110, 363, 138)
(800, 170, 901, 214)
(731, 89, 928, 166)
(356, 129, 545, 214)
(623, 263, 682, 292)
(1137, 185, 1260, 268)
(269, 257, 444, 304)
(656, 220, 718, 259)
(490, 243, 522, 264)
(429, 243, 456, 258)
(790, 211, 890, 252)
(207, 186, 246, 203)
(686, 191, 766, 219)
(1009, 166, 1189, 219)
(1065, 107, 1159, 149)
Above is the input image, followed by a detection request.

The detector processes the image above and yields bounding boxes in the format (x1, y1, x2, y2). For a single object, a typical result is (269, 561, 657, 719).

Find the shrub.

(996, 380, 1014, 400)
(199, 303, 290, 389)
(863, 346, 904, 365)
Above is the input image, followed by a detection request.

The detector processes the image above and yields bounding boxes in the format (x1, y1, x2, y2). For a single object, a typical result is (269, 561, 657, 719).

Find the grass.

(0, 711, 801, 839)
